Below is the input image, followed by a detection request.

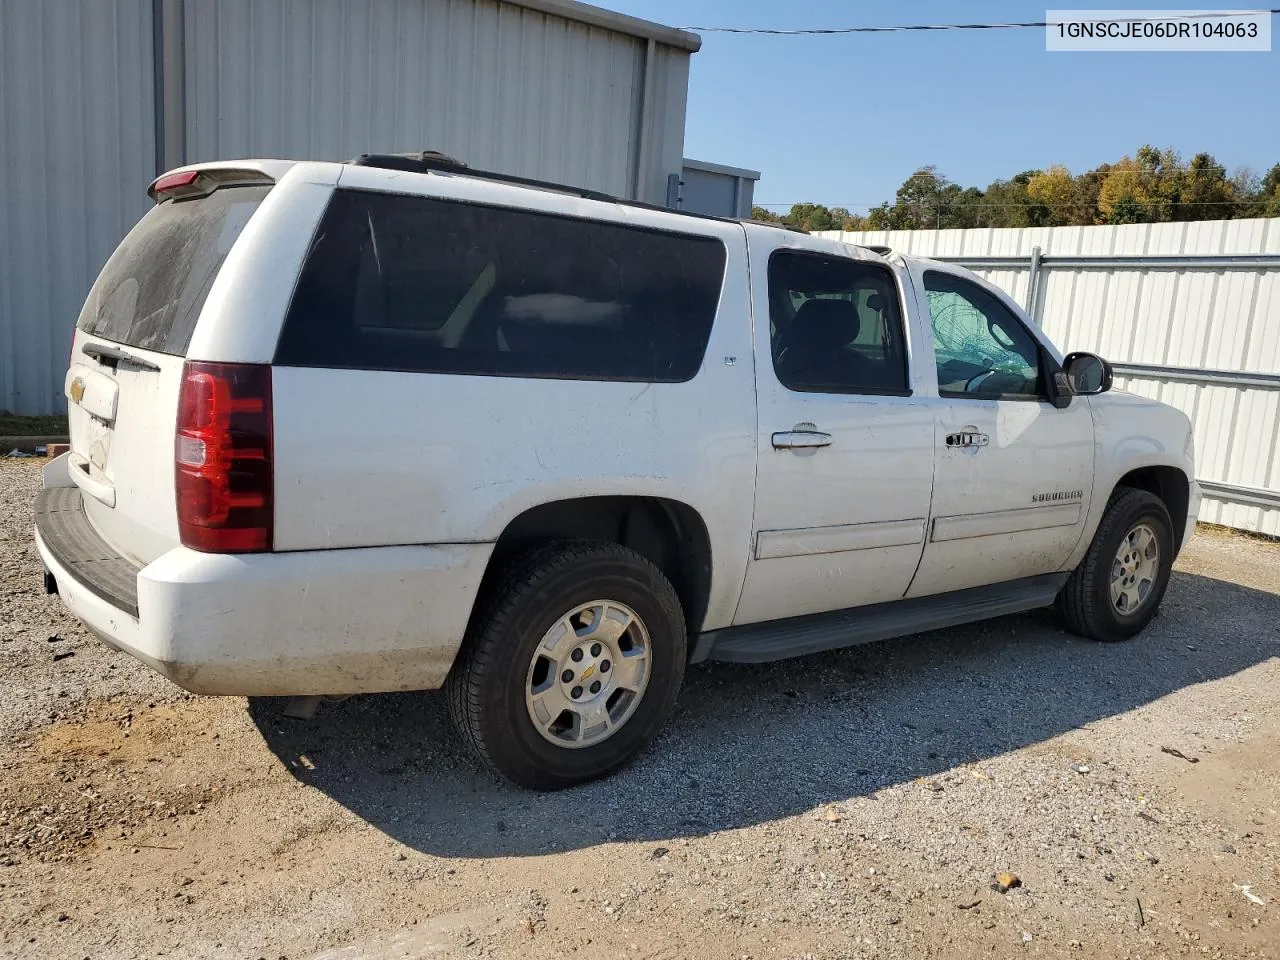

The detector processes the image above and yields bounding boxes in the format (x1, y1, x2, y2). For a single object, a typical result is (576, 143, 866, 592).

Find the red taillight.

(175, 361, 273, 552)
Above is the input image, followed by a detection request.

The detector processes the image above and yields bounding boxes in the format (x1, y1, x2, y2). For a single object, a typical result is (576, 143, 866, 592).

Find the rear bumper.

(35, 485, 492, 696)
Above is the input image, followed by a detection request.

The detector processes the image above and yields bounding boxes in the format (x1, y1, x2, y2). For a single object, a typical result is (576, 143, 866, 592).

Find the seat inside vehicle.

(777, 298, 880, 388)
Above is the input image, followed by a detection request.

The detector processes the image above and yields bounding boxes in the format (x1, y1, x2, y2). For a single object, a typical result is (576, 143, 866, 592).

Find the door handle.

(945, 431, 990, 449)
(772, 428, 833, 450)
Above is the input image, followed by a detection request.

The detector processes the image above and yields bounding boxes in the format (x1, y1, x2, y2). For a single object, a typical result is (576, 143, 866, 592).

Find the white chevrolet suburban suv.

(36, 153, 1200, 789)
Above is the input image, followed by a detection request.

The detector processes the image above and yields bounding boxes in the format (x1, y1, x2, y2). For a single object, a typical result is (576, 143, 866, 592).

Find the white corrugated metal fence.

(818, 219, 1280, 536)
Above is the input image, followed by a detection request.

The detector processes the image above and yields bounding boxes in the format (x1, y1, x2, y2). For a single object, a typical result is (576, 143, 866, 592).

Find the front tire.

(1057, 488, 1175, 642)
(446, 540, 686, 790)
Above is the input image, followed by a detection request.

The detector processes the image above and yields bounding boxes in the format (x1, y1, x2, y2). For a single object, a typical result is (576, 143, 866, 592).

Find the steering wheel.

(986, 318, 1017, 350)
(964, 369, 996, 392)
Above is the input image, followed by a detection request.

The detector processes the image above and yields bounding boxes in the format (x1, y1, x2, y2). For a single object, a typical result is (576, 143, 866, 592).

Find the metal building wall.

(0, 0, 696, 415)
(0, 0, 156, 416)
(680, 158, 759, 219)
(818, 219, 1280, 536)
(177, 0, 691, 203)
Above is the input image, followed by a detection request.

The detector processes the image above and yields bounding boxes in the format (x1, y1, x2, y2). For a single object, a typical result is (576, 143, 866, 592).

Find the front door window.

(923, 271, 1044, 401)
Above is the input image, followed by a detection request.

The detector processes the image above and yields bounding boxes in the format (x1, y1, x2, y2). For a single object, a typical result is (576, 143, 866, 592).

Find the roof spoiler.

(147, 166, 276, 203)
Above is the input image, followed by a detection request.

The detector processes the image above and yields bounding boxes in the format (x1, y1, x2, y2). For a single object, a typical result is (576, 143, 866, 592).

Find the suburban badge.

(1032, 490, 1084, 503)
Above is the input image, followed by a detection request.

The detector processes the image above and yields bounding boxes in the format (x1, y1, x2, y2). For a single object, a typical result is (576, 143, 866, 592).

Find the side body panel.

(270, 168, 758, 632)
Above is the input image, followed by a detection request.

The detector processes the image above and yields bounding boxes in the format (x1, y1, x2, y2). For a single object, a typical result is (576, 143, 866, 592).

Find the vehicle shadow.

(247, 569, 1279, 858)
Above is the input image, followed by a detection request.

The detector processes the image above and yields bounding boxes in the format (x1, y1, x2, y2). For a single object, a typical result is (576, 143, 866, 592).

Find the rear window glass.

(274, 189, 727, 382)
(77, 185, 271, 355)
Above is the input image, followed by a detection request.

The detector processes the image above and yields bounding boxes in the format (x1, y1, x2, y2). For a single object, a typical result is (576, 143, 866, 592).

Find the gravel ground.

(0, 461, 177, 742)
(1, 457, 1277, 959)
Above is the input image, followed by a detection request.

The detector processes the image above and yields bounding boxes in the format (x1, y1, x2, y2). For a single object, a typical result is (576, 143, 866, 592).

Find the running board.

(691, 573, 1068, 665)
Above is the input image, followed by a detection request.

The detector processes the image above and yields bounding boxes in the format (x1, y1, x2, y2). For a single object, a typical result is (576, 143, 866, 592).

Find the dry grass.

(0, 413, 68, 436)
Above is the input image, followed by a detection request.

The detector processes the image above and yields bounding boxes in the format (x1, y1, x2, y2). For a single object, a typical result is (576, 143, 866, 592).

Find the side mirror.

(1063, 352, 1113, 396)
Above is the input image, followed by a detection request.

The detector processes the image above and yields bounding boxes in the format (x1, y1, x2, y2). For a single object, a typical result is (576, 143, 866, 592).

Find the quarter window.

(276, 189, 727, 382)
(923, 271, 1044, 401)
(767, 252, 909, 395)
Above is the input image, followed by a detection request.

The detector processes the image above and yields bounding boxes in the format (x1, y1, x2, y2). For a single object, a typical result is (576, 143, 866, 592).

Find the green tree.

(981, 171, 1048, 228)
(1098, 156, 1150, 224)
(1173, 152, 1237, 221)
(783, 203, 839, 232)
(753, 145, 1271, 236)
(1136, 145, 1183, 221)
(866, 202, 895, 231)
(750, 205, 785, 224)
(829, 207, 870, 231)
(1025, 164, 1105, 226)
(1096, 145, 1190, 223)
(932, 185, 984, 228)
(1027, 165, 1075, 224)
(1070, 165, 1108, 225)
(1107, 193, 1146, 225)
(1263, 163, 1280, 197)
(1250, 163, 1280, 217)
(892, 166, 952, 228)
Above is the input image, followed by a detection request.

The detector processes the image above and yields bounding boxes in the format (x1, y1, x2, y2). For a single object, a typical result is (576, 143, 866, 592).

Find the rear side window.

(77, 185, 271, 355)
(275, 189, 727, 382)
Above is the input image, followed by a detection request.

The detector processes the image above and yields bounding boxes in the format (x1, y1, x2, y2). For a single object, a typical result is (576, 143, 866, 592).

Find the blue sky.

(605, 2, 1280, 212)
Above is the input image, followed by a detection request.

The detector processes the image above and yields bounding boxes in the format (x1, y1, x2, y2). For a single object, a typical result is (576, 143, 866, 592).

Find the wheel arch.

(475, 496, 714, 638)
(1113, 465, 1191, 552)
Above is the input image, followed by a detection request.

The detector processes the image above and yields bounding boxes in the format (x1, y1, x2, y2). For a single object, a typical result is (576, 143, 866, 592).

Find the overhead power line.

(684, 10, 1280, 36)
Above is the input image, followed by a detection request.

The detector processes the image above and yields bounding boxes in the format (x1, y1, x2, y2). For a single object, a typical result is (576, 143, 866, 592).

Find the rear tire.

(446, 540, 686, 790)
(1057, 487, 1174, 642)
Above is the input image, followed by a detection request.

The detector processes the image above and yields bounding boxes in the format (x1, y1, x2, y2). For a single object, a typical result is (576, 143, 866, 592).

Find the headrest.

(790, 298, 860, 350)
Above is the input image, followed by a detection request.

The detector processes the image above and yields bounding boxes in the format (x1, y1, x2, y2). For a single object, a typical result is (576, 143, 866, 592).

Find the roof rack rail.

(743, 219, 808, 232)
(345, 150, 742, 226)
(348, 151, 621, 203)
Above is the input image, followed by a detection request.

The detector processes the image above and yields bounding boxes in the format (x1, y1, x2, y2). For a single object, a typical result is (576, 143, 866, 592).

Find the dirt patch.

(39, 701, 201, 761)
(1, 457, 1278, 959)
(1, 699, 251, 865)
